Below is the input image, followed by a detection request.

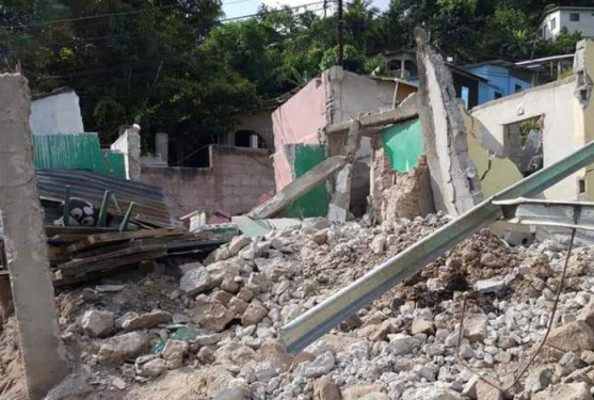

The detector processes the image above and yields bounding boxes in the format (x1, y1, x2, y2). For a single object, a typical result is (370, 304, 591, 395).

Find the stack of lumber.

(46, 227, 228, 286)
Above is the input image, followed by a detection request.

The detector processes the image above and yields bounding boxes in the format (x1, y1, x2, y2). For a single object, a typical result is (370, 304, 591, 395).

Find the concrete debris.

(532, 382, 591, 400)
(6, 213, 594, 399)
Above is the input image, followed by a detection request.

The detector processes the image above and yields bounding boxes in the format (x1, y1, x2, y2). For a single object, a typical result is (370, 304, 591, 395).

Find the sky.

(222, 0, 390, 20)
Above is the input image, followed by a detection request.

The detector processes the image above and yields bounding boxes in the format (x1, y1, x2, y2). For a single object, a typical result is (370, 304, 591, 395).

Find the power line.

(0, 5, 178, 29)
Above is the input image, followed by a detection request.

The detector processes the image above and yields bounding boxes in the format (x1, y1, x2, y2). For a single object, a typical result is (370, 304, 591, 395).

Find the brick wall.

(140, 145, 274, 217)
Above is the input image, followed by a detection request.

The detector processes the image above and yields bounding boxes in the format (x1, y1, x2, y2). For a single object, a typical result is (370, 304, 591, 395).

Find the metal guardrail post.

(281, 140, 594, 354)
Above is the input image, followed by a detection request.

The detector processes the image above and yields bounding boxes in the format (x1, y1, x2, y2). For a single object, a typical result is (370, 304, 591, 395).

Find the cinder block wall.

(140, 145, 274, 217)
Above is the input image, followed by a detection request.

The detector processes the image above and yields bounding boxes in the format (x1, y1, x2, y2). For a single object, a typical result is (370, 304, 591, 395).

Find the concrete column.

(0, 74, 69, 399)
(328, 120, 360, 222)
(155, 132, 169, 164)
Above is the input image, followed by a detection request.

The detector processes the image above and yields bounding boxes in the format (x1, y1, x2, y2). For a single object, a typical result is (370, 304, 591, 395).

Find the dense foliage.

(0, 0, 587, 153)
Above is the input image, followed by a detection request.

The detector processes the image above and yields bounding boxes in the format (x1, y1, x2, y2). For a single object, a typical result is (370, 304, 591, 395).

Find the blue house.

(464, 60, 534, 104)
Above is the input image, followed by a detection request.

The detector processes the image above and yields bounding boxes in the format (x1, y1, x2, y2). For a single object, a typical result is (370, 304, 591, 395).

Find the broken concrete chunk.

(191, 302, 234, 332)
(464, 314, 488, 342)
(411, 317, 434, 335)
(135, 356, 167, 377)
(162, 339, 189, 359)
(237, 288, 255, 302)
(122, 310, 172, 332)
(179, 267, 215, 297)
(97, 332, 148, 365)
(45, 373, 93, 400)
(304, 351, 336, 378)
(241, 301, 268, 326)
(311, 229, 328, 245)
(401, 386, 463, 400)
(229, 235, 252, 256)
(577, 299, 594, 329)
(81, 310, 114, 338)
(473, 278, 506, 294)
(388, 334, 421, 355)
(547, 320, 594, 352)
(369, 235, 386, 255)
(211, 290, 233, 306)
(532, 382, 591, 400)
(475, 380, 503, 400)
(342, 384, 384, 400)
(314, 376, 341, 400)
(228, 296, 250, 316)
(259, 339, 293, 371)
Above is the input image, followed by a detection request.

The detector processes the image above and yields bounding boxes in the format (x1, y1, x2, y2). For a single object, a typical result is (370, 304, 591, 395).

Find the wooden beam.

(67, 228, 186, 253)
(247, 156, 348, 219)
(325, 99, 418, 135)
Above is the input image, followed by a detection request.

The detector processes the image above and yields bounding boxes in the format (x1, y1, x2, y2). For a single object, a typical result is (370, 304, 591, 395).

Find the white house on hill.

(540, 6, 594, 40)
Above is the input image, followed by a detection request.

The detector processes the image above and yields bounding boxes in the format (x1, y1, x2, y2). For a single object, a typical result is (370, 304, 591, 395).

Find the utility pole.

(337, 0, 344, 66)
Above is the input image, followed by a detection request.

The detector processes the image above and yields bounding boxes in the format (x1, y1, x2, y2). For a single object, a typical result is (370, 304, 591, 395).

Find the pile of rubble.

(5, 214, 594, 399)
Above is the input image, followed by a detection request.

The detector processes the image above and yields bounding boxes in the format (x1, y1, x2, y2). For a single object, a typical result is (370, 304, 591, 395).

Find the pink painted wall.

(272, 76, 327, 189)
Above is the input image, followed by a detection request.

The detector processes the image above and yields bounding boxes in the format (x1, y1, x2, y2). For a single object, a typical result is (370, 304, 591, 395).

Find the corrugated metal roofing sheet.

(36, 169, 173, 228)
(33, 133, 126, 178)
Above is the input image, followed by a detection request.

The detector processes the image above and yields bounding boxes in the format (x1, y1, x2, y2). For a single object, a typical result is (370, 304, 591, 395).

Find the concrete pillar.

(155, 132, 169, 164)
(250, 133, 259, 149)
(110, 124, 142, 180)
(0, 74, 69, 399)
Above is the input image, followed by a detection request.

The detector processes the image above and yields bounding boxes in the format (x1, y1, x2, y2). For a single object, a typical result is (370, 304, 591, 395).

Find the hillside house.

(540, 6, 594, 40)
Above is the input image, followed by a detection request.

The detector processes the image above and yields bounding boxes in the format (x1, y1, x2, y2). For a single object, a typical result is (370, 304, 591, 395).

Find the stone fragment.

(577, 299, 594, 329)
(191, 302, 234, 332)
(360, 394, 389, 400)
(581, 350, 594, 365)
(304, 351, 336, 378)
(389, 334, 421, 355)
(81, 310, 114, 338)
(525, 367, 553, 394)
(197, 346, 216, 364)
(229, 235, 252, 255)
(211, 290, 233, 306)
(241, 301, 268, 326)
(228, 297, 249, 316)
(237, 288, 255, 302)
(476, 380, 503, 400)
(136, 357, 167, 377)
(480, 253, 503, 268)
(314, 376, 341, 400)
(494, 351, 512, 364)
(370, 235, 386, 254)
(255, 361, 278, 382)
(291, 351, 316, 371)
(533, 382, 591, 400)
(162, 339, 189, 370)
(312, 229, 328, 245)
(465, 314, 488, 342)
(342, 384, 383, 400)
(401, 386, 463, 400)
(179, 267, 215, 297)
(45, 374, 93, 400)
(473, 278, 506, 294)
(97, 332, 148, 364)
(411, 317, 434, 335)
(122, 310, 172, 332)
(547, 321, 594, 352)
(259, 339, 293, 371)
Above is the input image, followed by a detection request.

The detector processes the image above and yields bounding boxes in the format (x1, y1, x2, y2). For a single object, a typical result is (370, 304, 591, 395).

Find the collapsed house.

(6, 29, 594, 400)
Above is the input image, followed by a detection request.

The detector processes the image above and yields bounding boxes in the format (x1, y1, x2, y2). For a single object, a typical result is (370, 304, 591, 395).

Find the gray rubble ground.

(7, 213, 594, 399)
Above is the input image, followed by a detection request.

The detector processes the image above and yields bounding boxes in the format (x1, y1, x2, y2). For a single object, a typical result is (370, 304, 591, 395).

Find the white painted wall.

(541, 9, 594, 40)
(472, 76, 582, 200)
(29, 91, 84, 135)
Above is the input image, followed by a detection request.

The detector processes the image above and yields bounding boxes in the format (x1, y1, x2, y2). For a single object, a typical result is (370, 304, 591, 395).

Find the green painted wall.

(33, 133, 126, 178)
(284, 144, 330, 218)
(380, 118, 424, 172)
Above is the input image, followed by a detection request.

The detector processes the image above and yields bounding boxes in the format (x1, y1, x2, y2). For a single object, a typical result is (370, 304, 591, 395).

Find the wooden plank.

(60, 244, 166, 270)
(247, 156, 347, 219)
(59, 249, 167, 278)
(45, 226, 118, 236)
(54, 249, 166, 285)
(66, 228, 186, 253)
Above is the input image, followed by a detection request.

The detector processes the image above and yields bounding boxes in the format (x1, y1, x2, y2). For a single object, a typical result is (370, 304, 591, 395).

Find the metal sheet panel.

(36, 169, 172, 228)
(33, 133, 126, 178)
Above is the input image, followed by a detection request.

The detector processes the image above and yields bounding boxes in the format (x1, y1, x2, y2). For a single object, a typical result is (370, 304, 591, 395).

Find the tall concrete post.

(155, 132, 169, 164)
(0, 74, 69, 399)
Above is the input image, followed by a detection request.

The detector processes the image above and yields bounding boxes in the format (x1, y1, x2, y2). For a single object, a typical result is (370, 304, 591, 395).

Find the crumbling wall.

(140, 145, 274, 216)
(29, 88, 84, 135)
(415, 28, 483, 216)
(471, 77, 581, 200)
(111, 124, 142, 180)
(371, 137, 434, 222)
